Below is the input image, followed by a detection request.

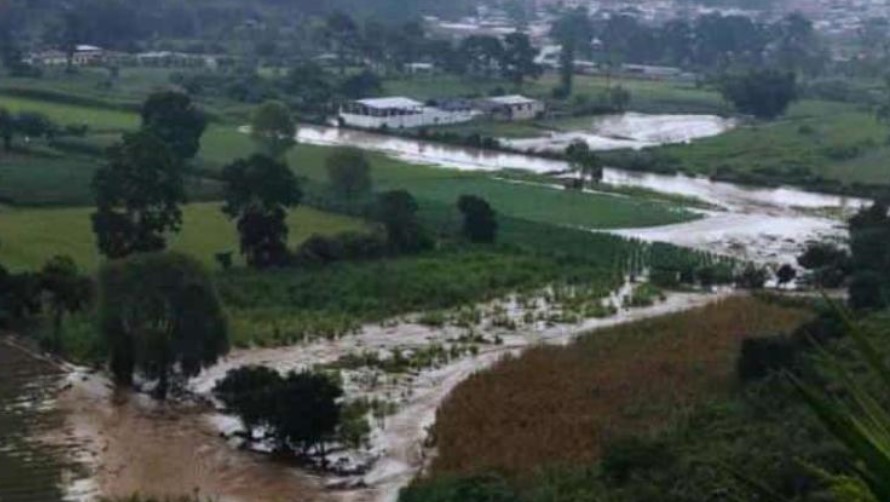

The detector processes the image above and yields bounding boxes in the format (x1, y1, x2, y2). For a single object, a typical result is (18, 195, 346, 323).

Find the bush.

(293, 231, 388, 266)
(400, 474, 517, 502)
(600, 435, 675, 486)
(737, 335, 798, 383)
(649, 268, 680, 289)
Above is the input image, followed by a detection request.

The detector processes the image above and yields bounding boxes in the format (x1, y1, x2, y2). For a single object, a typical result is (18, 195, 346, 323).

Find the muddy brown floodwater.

(57, 370, 330, 501)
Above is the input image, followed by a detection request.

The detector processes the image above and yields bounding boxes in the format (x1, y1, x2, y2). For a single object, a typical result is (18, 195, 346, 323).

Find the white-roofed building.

(339, 96, 479, 129)
(479, 95, 546, 121)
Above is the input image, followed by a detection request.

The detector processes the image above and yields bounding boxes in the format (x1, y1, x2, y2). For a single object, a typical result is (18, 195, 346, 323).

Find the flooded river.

(297, 124, 864, 264)
(505, 113, 736, 152)
(20, 115, 871, 502)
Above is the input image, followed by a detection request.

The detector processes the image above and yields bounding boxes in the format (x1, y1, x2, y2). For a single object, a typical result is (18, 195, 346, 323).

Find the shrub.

(600, 436, 675, 486)
(293, 231, 387, 266)
(737, 335, 798, 383)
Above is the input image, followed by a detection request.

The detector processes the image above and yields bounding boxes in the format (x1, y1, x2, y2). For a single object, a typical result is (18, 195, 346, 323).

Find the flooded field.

(0, 338, 82, 502)
(505, 113, 736, 152)
(296, 124, 864, 265)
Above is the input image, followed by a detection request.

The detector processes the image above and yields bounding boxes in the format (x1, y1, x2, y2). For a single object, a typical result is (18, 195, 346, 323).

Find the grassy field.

(0, 95, 138, 131)
(424, 296, 812, 478)
(0, 203, 366, 271)
(655, 99, 890, 187)
(199, 126, 698, 229)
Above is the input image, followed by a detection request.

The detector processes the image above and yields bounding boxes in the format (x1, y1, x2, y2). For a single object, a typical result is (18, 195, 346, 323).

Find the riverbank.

(52, 284, 732, 502)
(295, 124, 864, 266)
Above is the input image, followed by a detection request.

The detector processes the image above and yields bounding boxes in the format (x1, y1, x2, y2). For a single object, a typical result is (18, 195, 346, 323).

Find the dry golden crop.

(429, 296, 813, 477)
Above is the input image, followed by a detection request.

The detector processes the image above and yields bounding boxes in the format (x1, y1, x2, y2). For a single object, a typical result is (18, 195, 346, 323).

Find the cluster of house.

(338, 94, 546, 129)
(24, 45, 223, 69)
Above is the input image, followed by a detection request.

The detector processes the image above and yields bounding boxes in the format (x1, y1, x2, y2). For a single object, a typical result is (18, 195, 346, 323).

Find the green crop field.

(0, 95, 138, 131)
(655, 100, 890, 187)
(384, 175, 697, 229)
(0, 203, 367, 271)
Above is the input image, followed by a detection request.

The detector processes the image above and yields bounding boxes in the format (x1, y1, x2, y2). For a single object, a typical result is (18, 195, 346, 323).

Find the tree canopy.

(221, 154, 302, 268)
(326, 147, 372, 201)
(720, 69, 798, 119)
(100, 252, 229, 399)
(458, 195, 498, 244)
(250, 100, 296, 159)
(141, 90, 207, 161)
(91, 130, 185, 259)
(375, 190, 430, 253)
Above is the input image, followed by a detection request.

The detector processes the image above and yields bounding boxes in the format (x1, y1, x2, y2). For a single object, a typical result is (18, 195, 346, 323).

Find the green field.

(0, 95, 138, 131)
(199, 126, 699, 229)
(0, 203, 367, 271)
(654, 99, 890, 187)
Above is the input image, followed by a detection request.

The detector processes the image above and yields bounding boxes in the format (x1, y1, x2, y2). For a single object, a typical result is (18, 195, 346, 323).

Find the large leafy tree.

(375, 190, 430, 254)
(141, 90, 207, 161)
(214, 367, 343, 462)
(500, 32, 541, 86)
(323, 11, 359, 75)
(221, 154, 302, 268)
(214, 365, 282, 441)
(458, 195, 498, 244)
(326, 147, 372, 201)
(91, 131, 185, 259)
(550, 7, 592, 96)
(100, 252, 229, 399)
(460, 35, 504, 78)
(720, 69, 798, 120)
(250, 100, 296, 159)
(270, 371, 342, 461)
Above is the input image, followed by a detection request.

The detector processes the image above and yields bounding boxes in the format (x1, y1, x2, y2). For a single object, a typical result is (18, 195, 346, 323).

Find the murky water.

(0, 339, 83, 502)
(297, 123, 865, 265)
(505, 113, 736, 152)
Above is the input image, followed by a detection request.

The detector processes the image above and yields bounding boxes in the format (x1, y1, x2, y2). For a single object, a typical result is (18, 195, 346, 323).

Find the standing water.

(296, 123, 865, 264)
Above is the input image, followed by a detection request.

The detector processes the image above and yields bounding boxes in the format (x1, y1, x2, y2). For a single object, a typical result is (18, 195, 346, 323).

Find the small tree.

(500, 32, 542, 86)
(736, 264, 769, 290)
(326, 147, 372, 201)
(458, 195, 498, 244)
(214, 366, 282, 441)
(141, 90, 207, 161)
(250, 101, 296, 159)
(15, 112, 56, 142)
(776, 263, 797, 287)
(720, 69, 798, 120)
(375, 190, 430, 253)
(221, 155, 302, 268)
(40, 255, 92, 353)
(565, 140, 603, 186)
(91, 131, 185, 259)
(270, 371, 343, 463)
(100, 252, 229, 399)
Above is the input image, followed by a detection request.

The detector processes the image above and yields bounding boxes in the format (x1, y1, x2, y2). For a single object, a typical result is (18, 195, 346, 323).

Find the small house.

(339, 97, 478, 129)
(479, 95, 545, 121)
